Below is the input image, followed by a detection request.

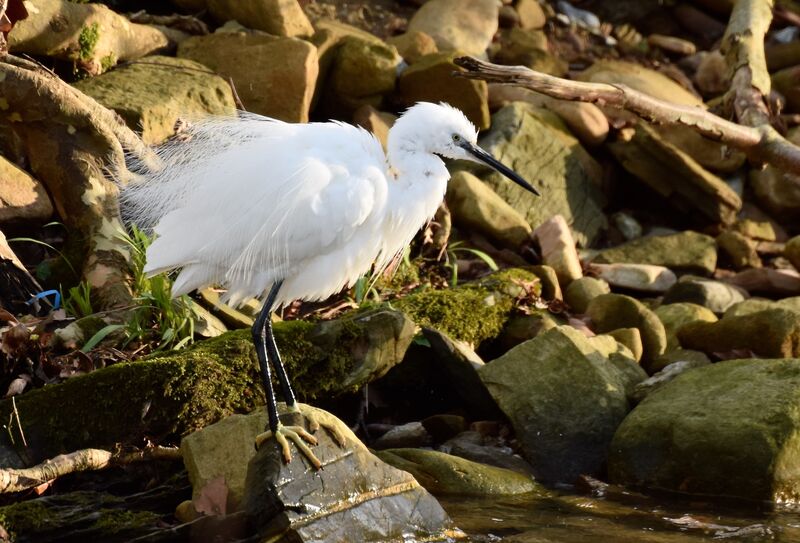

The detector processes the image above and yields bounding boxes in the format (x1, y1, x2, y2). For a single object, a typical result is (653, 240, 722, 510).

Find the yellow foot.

(255, 423, 320, 469)
(290, 403, 349, 449)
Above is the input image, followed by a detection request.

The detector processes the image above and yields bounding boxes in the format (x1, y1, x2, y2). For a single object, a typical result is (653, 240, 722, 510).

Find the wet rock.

(564, 277, 610, 314)
(479, 326, 646, 483)
(724, 268, 800, 297)
(577, 60, 744, 172)
(631, 357, 711, 403)
(376, 448, 542, 496)
(446, 171, 533, 248)
(594, 231, 717, 276)
(178, 33, 317, 122)
(479, 103, 607, 246)
(717, 230, 761, 269)
(678, 308, 800, 358)
(386, 30, 438, 64)
(372, 422, 433, 450)
(534, 214, 582, 287)
(586, 294, 667, 368)
(750, 127, 800, 227)
(530, 265, 562, 301)
(662, 276, 747, 314)
(494, 28, 567, 75)
(422, 414, 467, 443)
(609, 358, 800, 503)
(786, 236, 800, 271)
(590, 263, 677, 293)
(74, 55, 236, 145)
(207, 0, 313, 37)
(406, 0, 499, 56)
(398, 51, 490, 130)
(654, 302, 717, 351)
(0, 157, 52, 223)
(772, 65, 800, 113)
(607, 328, 643, 363)
(440, 431, 535, 475)
(243, 405, 459, 541)
(516, 0, 547, 29)
(353, 105, 395, 150)
(422, 328, 502, 418)
(488, 84, 609, 146)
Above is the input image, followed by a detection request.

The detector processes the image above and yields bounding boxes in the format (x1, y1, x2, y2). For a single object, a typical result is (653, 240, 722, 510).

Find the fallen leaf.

(4, 375, 31, 397)
(193, 475, 228, 517)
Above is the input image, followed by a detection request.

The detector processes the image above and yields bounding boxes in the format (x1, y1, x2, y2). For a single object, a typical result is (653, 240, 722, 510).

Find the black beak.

(460, 141, 541, 196)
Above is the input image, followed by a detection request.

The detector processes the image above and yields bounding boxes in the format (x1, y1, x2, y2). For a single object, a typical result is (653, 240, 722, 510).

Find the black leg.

(253, 288, 280, 433)
(260, 280, 298, 409)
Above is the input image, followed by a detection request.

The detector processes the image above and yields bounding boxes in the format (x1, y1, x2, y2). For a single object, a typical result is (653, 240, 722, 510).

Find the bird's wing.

(135, 115, 388, 294)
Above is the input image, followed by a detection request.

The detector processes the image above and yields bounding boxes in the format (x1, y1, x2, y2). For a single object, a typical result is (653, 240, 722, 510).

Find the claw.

(255, 423, 322, 470)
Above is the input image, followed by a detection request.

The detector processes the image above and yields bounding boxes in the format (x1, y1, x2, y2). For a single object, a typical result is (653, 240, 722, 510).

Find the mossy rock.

(1, 308, 414, 461)
(376, 448, 544, 496)
(654, 302, 717, 351)
(609, 358, 800, 503)
(594, 231, 717, 276)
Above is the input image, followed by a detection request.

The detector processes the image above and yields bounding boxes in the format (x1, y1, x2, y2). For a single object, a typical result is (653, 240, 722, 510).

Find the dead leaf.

(4, 375, 31, 397)
(33, 480, 52, 495)
(0, 323, 30, 356)
(193, 476, 228, 517)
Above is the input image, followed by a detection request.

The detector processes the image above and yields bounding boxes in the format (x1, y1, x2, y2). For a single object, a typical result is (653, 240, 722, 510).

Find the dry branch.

(0, 446, 181, 494)
(453, 57, 800, 175)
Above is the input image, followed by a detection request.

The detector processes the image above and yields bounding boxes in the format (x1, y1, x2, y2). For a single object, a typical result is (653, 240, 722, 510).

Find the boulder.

(516, 0, 547, 29)
(749, 127, 800, 228)
(242, 405, 459, 541)
(530, 265, 562, 300)
(534, 214, 582, 287)
(446, 171, 533, 248)
(494, 28, 567, 75)
(723, 297, 800, 318)
(0, 157, 53, 223)
(178, 33, 317, 122)
(73, 55, 236, 145)
(716, 230, 761, 269)
(495, 311, 562, 352)
(654, 302, 718, 351)
(772, 65, 800, 113)
(586, 294, 667, 368)
(611, 211, 643, 240)
(353, 105, 395, 150)
(398, 51, 490, 130)
(662, 276, 747, 314)
(607, 327, 643, 362)
(724, 268, 800, 297)
(609, 358, 800, 503)
(678, 309, 800, 358)
(478, 103, 607, 246)
(733, 219, 776, 241)
(376, 448, 542, 496)
(594, 231, 717, 276)
(648, 348, 711, 377)
(564, 276, 610, 314)
(630, 357, 711, 403)
(421, 414, 467, 443)
(590, 263, 677, 293)
(372, 422, 433, 450)
(386, 30, 438, 64)
(478, 326, 646, 483)
(206, 0, 313, 37)
(440, 431, 536, 475)
(406, 0, 499, 56)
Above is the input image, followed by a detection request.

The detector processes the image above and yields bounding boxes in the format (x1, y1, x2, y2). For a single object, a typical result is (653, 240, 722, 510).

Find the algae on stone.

(594, 231, 717, 275)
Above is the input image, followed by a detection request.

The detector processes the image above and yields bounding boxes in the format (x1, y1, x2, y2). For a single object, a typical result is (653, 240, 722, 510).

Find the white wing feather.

(121, 113, 388, 306)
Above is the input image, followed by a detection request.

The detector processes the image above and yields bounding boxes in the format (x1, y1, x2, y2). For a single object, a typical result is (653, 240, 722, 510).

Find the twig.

(453, 56, 800, 175)
(10, 397, 26, 448)
(0, 446, 181, 494)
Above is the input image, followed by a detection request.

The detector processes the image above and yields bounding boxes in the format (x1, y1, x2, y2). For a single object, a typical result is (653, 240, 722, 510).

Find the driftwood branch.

(453, 56, 800, 175)
(0, 446, 181, 494)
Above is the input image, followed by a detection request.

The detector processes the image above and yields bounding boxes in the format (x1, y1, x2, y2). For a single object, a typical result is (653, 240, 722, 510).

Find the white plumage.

(121, 102, 493, 309)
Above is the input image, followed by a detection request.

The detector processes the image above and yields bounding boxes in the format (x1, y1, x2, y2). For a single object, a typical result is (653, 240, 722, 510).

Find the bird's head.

(390, 102, 540, 196)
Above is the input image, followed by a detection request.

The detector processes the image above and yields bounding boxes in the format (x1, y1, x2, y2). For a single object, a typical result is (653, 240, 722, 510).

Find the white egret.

(121, 102, 539, 469)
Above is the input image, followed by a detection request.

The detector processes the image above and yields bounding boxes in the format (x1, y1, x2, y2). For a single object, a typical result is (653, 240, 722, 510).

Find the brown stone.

(0, 157, 53, 223)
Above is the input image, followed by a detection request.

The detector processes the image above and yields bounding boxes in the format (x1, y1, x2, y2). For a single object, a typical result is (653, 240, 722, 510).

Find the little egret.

(122, 102, 539, 469)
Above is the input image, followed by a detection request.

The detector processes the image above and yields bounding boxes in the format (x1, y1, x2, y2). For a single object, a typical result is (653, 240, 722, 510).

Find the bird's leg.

(252, 281, 321, 469)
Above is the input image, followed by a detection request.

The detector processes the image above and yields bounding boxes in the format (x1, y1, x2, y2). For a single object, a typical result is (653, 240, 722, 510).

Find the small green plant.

(64, 281, 93, 318)
(77, 22, 100, 61)
(444, 241, 499, 287)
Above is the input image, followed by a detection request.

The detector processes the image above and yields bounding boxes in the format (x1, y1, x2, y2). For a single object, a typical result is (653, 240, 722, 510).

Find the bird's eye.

(452, 134, 462, 142)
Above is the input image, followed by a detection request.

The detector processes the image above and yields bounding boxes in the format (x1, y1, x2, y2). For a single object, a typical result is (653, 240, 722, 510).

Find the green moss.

(0, 501, 55, 541)
(90, 509, 162, 535)
(100, 53, 117, 72)
(78, 23, 100, 61)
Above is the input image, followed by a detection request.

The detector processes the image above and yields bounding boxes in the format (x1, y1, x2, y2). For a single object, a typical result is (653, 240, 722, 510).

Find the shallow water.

(440, 490, 800, 542)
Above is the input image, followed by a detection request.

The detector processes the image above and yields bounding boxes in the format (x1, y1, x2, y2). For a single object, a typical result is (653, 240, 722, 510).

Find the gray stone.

(662, 276, 747, 314)
(0, 157, 53, 223)
(242, 405, 458, 541)
(594, 231, 717, 275)
(206, 0, 313, 37)
(372, 422, 433, 450)
(724, 297, 800, 319)
(376, 448, 543, 496)
(74, 55, 235, 145)
(591, 263, 677, 293)
(586, 293, 667, 369)
(564, 276, 610, 314)
(478, 326, 646, 483)
(725, 268, 800, 297)
(446, 171, 533, 248)
(609, 358, 800, 503)
(440, 431, 535, 475)
(611, 212, 643, 240)
(407, 0, 498, 56)
(649, 348, 711, 375)
(479, 103, 607, 246)
(177, 33, 317, 122)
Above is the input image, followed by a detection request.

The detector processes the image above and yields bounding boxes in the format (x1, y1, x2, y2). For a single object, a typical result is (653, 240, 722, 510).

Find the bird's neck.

(387, 146, 449, 187)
